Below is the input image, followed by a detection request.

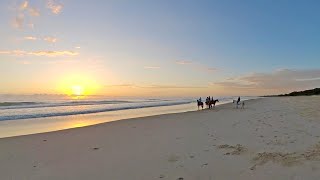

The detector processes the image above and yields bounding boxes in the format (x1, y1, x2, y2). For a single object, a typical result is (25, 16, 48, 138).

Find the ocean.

(0, 94, 257, 138)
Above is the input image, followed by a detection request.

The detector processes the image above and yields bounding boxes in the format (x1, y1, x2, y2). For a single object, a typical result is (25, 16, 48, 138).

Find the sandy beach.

(1, 96, 320, 180)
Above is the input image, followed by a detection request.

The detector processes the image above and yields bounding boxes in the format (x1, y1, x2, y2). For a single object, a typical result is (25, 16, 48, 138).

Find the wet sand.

(1, 96, 320, 180)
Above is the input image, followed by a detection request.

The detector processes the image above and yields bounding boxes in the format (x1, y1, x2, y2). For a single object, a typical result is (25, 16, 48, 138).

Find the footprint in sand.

(201, 163, 208, 167)
(218, 144, 247, 155)
(251, 151, 302, 169)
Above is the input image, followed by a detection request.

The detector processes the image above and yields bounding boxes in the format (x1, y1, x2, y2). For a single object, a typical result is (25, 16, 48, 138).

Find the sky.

(0, 0, 320, 97)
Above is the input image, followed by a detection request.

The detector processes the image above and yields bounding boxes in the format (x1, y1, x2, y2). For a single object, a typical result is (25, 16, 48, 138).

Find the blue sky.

(0, 0, 320, 96)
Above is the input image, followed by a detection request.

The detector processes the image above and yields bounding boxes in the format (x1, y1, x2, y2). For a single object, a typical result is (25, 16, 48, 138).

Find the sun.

(57, 73, 101, 97)
(72, 85, 84, 96)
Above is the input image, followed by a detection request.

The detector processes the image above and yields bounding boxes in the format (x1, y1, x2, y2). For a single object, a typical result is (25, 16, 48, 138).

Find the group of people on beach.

(197, 96, 215, 103)
(198, 96, 240, 104)
(197, 96, 242, 110)
(197, 96, 220, 109)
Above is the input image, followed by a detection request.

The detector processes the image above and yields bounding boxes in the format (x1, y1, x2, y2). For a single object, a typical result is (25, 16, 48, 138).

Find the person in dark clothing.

(237, 96, 241, 104)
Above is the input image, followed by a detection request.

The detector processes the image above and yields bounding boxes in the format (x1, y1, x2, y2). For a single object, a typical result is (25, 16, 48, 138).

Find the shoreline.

(0, 98, 258, 139)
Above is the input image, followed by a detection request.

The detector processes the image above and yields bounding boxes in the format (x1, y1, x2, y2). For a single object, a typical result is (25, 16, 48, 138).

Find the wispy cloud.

(206, 67, 218, 72)
(24, 36, 37, 40)
(138, 85, 206, 89)
(12, 14, 24, 29)
(176, 60, 193, 65)
(106, 84, 205, 89)
(0, 50, 25, 56)
(47, 0, 63, 14)
(175, 59, 218, 73)
(22, 36, 58, 43)
(0, 50, 78, 57)
(212, 69, 320, 93)
(12, 1, 40, 29)
(21, 61, 31, 65)
(30, 51, 78, 56)
(44, 37, 57, 43)
(28, 23, 34, 29)
(105, 84, 135, 87)
(19, 1, 28, 10)
(296, 77, 320, 81)
(28, 7, 40, 16)
(144, 66, 160, 69)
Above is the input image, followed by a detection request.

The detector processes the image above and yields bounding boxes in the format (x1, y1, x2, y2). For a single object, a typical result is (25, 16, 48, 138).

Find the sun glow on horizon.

(57, 73, 101, 97)
(71, 85, 84, 96)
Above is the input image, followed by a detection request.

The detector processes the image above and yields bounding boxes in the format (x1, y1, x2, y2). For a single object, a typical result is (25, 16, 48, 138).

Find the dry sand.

(1, 96, 320, 180)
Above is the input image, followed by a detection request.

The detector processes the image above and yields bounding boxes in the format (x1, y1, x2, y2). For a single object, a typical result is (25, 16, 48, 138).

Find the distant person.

(199, 97, 202, 102)
(237, 96, 241, 104)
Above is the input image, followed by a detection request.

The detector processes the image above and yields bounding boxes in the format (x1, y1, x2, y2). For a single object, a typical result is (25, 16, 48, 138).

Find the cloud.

(44, 37, 58, 43)
(22, 36, 58, 43)
(176, 60, 193, 65)
(105, 84, 135, 87)
(0, 50, 26, 56)
(19, 1, 29, 10)
(296, 77, 320, 81)
(0, 50, 78, 57)
(12, 14, 24, 29)
(30, 51, 78, 57)
(175, 59, 218, 73)
(75, 46, 81, 49)
(144, 66, 160, 69)
(207, 67, 218, 72)
(28, 7, 40, 16)
(21, 61, 31, 65)
(12, 1, 40, 29)
(106, 84, 205, 89)
(24, 36, 37, 40)
(212, 69, 320, 93)
(47, 0, 63, 14)
(28, 23, 34, 29)
(138, 85, 206, 89)
(211, 81, 256, 89)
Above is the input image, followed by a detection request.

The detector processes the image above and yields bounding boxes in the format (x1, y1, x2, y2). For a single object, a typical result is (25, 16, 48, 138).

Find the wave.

(0, 102, 39, 107)
(0, 100, 134, 110)
(0, 100, 193, 121)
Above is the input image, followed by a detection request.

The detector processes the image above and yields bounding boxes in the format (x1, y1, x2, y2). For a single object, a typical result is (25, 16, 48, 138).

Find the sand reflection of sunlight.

(70, 121, 93, 128)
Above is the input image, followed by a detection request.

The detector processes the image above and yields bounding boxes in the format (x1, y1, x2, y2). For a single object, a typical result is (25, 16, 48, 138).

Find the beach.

(1, 96, 320, 180)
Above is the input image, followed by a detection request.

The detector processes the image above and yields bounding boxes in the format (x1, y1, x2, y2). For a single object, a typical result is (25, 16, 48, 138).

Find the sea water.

(0, 94, 257, 138)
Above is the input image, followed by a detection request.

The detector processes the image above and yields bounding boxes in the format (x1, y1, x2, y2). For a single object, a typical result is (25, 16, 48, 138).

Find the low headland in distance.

(263, 88, 320, 97)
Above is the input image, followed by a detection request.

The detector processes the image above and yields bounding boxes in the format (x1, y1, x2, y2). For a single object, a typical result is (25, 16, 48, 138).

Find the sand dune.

(1, 96, 320, 180)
